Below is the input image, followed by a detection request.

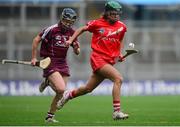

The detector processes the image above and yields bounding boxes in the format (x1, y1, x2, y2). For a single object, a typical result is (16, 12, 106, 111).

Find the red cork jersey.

(86, 18, 127, 58)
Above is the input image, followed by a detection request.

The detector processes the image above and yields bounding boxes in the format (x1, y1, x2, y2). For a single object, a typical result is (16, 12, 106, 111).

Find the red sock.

(113, 100, 120, 112)
(69, 90, 76, 99)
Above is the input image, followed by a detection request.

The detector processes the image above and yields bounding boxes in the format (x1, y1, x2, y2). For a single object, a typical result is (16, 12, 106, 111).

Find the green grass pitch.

(0, 95, 180, 126)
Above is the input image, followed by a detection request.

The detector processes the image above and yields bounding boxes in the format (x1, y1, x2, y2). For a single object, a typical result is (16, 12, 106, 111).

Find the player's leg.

(97, 64, 129, 120)
(45, 94, 61, 123)
(70, 73, 104, 97)
(45, 71, 67, 122)
(57, 73, 104, 109)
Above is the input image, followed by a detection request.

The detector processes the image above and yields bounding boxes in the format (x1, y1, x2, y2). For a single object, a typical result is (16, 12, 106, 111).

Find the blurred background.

(0, 0, 180, 96)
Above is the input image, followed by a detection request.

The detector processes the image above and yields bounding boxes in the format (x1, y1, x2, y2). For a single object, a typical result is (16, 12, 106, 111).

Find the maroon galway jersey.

(39, 23, 76, 59)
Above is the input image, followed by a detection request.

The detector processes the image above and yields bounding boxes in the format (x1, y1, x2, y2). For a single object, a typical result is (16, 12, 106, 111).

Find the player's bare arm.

(31, 35, 41, 65)
(118, 39, 125, 62)
(66, 26, 88, 46)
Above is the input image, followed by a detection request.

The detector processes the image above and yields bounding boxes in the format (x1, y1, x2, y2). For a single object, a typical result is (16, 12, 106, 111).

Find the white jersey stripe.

(41, 24, 58, 39)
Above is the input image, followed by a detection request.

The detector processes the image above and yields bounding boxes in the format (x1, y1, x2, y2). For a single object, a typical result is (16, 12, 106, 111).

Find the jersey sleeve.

(118, 22, 127, 41)
(69, 28, 79, 48)
(38, 29, 45, 37)
(86, 20, 97, 33)
(39, 27, 52, 43)
(122, 22, 127, 32)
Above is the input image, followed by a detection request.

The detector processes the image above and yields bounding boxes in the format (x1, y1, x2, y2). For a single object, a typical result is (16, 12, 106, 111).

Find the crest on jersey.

(98, 28, 105, 35)
(55, 35, 61, 40)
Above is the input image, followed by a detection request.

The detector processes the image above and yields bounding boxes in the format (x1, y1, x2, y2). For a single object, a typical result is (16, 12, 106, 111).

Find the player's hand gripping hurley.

(2, 57, 51, 69)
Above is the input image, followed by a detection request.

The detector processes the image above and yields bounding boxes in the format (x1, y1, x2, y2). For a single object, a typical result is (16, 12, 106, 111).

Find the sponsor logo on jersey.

(54, 35, 68, 47)
(97, 28, 121, 44)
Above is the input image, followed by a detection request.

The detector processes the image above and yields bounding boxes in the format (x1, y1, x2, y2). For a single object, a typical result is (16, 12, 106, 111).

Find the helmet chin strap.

(108, 19, 117, 24)
(106, 12, 119, 24)
(61, 21, 70, 28)
(59, 21, 70, 33)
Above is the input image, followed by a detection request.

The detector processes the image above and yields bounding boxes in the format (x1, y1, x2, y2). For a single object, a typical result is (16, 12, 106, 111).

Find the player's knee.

(56, 87, 65, 94)
(114, 75, 123, 85)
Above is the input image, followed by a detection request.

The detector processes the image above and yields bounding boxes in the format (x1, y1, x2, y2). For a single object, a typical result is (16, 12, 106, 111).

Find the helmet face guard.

(106, 10, 120, 24)
(61, 8, 77, 28)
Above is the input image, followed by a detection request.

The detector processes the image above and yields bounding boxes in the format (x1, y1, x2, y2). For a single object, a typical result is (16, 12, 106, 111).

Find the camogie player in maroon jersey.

(31, 8, 80, 123)
(57, 0, 129, 120)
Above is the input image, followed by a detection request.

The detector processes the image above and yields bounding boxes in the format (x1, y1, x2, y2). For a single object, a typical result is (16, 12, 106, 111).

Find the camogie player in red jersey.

(31, 8, 80, 123)
(57, 0, 129, 120)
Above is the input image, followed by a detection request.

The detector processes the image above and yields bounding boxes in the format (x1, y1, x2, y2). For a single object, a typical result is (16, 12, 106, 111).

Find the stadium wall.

(0, 80, 180, 96)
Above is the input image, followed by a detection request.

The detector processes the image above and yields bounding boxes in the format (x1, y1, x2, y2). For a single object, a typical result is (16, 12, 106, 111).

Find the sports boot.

(39, 79, 49, 93)
(57, 90, 70, 110)
(113, 111, 129, 120)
